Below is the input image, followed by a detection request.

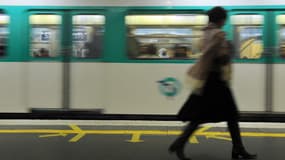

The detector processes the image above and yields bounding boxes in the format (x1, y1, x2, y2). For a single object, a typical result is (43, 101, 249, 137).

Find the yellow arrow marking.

(206, 135, 232, 141)
(189, 126, 212, 144)
(127, 132, 144, 143)
(195, 126, 212, 133)
(68, 124, 86, 142)
(39, 132, 67, 138)
(189, 136, 199, 144)
(39, 124, 86, 142)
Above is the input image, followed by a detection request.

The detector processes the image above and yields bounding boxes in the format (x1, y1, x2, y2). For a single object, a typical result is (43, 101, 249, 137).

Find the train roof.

(1, 0, 285, 7)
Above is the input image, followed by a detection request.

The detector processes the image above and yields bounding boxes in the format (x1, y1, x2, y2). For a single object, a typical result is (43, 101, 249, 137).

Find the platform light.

(166, 0, 173, 6)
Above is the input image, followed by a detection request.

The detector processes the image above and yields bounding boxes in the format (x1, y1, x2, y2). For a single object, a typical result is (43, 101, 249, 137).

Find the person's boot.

(232, 146, 257, 159)
(168, 144, 191, 160)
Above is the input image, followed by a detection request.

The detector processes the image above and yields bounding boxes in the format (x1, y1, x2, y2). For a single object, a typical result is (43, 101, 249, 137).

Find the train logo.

(157, 77, 182, 97)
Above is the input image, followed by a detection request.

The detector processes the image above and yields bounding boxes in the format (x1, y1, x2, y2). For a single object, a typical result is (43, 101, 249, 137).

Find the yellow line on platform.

(0, 124, 284, 143)
(0, 130, 284, 136)
(0, 129, 284, 137)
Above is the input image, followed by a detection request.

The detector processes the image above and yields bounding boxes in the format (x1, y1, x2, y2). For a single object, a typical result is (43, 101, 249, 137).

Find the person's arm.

(210, 31, 231, 65)
(202, 31, 225, 57)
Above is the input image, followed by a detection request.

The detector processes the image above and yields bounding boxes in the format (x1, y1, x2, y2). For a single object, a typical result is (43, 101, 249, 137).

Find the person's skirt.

(177, 71, 239, 123)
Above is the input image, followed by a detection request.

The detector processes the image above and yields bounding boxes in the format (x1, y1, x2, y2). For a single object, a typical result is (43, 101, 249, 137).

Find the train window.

(126, 14, 208, 59)
(72, 15, 105, 58)
(276, 15, 285, 58)
(30, 14, 61, 58)
(231, 15, 264, 59)
(0, 14, 9, 56)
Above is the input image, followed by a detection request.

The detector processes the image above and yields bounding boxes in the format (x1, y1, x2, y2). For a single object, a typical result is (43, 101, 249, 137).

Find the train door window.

(72, 15, 105, 58)
(125, 14, 208, 59)
(231, 15, 264, 59)
(277, 15, 285, 58)
(0, 14, 9, 57)
(30, 14, 61, 58)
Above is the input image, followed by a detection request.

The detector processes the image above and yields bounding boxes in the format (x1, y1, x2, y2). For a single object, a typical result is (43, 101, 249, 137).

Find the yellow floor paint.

(0, 125, 284, 143)
(127, 133, 144, 143)
(68, 124, 86, 142)
(206, 135, 232, 141)
(189, 136, 199, 144)
(39, 132, 67, 138)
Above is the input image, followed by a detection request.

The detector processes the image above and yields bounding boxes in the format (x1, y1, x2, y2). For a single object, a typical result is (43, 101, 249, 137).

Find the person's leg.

(227, 120, 257, 159)
(227, 120, 243, 147)
(170, 121, 200, 149)
(169, 121, 201, 160)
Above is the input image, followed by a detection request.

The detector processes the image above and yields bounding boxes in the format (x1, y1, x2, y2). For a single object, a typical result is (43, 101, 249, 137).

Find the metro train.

(0, 0, 284, 118)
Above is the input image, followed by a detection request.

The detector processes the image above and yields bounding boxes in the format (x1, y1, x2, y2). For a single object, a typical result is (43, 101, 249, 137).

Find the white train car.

(0, 0, 284, 120)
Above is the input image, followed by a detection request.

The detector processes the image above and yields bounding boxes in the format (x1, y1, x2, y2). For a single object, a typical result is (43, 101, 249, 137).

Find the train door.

(228, 11, 266, 112)
(272, 12, 285, 112)
(27, 12, 64, 110)
(69, 12, 105, 110)
(28, 11, 105, 111)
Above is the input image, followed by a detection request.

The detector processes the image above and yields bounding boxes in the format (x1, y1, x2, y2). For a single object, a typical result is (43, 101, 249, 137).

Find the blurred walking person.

(168, 6, 257, 160)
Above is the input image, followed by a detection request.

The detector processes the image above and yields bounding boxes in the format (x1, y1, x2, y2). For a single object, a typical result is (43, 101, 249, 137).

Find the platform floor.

(0, 120, 284, 160)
